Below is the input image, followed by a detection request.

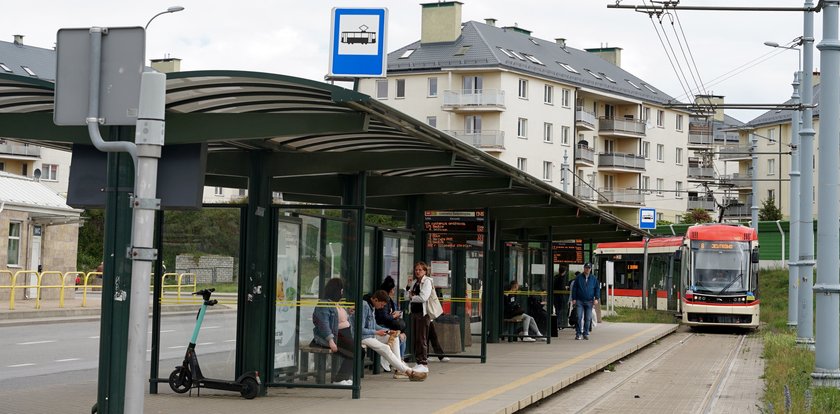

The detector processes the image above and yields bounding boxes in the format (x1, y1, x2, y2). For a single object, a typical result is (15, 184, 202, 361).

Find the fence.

(0, 270, 198, 310)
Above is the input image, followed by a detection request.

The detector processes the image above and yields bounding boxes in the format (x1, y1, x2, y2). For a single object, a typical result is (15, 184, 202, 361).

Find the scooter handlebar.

(194, 288, 215, 302)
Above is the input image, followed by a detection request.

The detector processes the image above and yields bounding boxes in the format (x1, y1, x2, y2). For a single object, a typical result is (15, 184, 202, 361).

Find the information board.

(423, 210, 485, 233)
(552, 241, 584, 264)
(426, 233, 484, 249)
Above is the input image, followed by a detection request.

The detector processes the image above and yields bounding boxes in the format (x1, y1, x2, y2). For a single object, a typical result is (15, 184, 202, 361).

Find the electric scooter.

(168, 288, 261, 399)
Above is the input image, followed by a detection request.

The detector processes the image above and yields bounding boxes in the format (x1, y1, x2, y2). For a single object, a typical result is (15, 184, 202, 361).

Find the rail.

(0, 270, 199, 310)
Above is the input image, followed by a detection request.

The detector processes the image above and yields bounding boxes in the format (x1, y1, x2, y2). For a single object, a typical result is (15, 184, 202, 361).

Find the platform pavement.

(0, 297, 678, 414)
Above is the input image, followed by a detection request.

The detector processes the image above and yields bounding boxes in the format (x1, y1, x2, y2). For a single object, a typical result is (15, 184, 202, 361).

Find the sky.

(3, 1, 821, 123)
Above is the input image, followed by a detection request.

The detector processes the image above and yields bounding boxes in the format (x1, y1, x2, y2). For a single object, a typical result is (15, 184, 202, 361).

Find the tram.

(680, 224, 760, 329)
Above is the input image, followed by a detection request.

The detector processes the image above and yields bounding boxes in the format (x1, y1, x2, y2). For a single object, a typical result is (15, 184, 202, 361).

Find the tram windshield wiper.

(718, 273, 743, 295)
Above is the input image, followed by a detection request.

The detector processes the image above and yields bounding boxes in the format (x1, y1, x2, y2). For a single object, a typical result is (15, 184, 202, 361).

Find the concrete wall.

(175, 254, 236, 284)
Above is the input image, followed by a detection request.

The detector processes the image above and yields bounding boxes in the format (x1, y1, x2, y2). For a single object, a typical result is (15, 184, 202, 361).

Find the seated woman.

(374, 276, 407, 370)
(311, 278, 355, 386)
(504, 281, 546, 342)
(363, 290, 423, 381)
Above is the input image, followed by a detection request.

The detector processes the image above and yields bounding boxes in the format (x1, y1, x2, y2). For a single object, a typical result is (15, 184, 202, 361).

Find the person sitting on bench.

(504, 281, 546, 342)
(362, 290, 423, 381)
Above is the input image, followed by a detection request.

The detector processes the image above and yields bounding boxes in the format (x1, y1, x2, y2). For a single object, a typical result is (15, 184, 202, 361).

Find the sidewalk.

(0, 296, 678, 414)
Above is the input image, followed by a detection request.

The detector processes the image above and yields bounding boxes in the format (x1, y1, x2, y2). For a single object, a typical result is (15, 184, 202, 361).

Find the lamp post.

(766, 38, 803, 329)
(145, 6, 185, 30)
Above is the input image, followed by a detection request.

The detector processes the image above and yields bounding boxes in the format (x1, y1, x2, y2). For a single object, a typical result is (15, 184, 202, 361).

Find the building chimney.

(150, 58, 181, 73)
(485, 18, 497, 27)
(13, 35, 24, 46)
(555, 38, 566, 48)
(694, 94, 725, 122)
(421, 1, 463, 44)
(585, 46, 623, 68)
(502, 23, 532, 36)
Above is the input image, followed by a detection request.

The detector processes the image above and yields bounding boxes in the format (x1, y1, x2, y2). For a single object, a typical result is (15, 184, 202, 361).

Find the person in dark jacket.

(571, 263, 600, 340)
(374, 276, 407, 370)
(552, 265, 569, 328)
(504, 281, 546, 341)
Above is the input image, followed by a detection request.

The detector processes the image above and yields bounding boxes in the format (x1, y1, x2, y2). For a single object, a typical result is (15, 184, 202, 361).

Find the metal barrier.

(1, 270, 200, 310)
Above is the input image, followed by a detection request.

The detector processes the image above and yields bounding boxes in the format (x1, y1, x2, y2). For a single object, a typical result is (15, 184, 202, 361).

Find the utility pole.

(812, 0, 840, 388)
(797, 0, 816, 349)
(788, 71, 801, 328)
(750, 133, 758, 230)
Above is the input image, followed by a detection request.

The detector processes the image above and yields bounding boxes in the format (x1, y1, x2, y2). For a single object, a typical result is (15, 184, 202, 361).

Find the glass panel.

(502, 241, 550, 341)
(363, 227, 375, 296)
(157, 207, 242, 381)
(271, 208, 360, 387)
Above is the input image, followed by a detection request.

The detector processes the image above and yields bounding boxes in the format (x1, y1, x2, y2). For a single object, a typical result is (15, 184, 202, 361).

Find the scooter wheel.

(168, 367, 192, 394)
(239, 377, 259, 399)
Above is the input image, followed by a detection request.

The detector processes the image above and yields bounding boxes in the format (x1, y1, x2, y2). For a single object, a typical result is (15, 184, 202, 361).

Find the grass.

(195, 282, 238, 293)
(602, 306, 678, 324)
(760, 269, 840, 413)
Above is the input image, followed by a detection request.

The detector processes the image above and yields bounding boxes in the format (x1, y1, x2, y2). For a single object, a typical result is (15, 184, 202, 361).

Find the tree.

(759, 197, 783, 221)
(77, 209, 105, 272)
(681, 208, 713, 225)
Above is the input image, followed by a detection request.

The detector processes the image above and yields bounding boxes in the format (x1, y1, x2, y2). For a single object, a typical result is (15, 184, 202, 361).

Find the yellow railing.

(0, 270, 200, 310)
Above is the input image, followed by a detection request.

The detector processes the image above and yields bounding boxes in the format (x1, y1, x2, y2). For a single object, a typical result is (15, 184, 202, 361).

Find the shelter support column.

(343, 173, 366, 399)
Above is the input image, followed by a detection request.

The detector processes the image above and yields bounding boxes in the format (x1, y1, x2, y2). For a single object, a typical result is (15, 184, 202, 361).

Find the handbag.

(427, 287, 444, 319)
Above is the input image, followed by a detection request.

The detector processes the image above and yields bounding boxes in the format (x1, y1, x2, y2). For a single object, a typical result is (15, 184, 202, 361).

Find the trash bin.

(434, 314, 462, 354)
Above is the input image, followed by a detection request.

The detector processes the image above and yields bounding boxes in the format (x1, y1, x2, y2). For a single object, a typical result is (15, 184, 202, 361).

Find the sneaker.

(536, 336, 547, 341)
(575, 335, 581, 340)
(521, 336, 536, 342)
(413, 364, 429, 373)
(393, 371, 409, 379)
(332, 379, 352, 386)
(583, 335, 589, 340)
(438, 357, 451, 362)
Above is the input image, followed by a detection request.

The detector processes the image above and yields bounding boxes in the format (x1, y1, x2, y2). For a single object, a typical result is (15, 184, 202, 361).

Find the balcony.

(719, 145, 752, 161)
(722, 198, 753, 218)
(445, 130, 505, 151)
(575, 107, 597, 131)
(575, 144, 595, 166)
(687, 166, 715, 180)
(598, 117, 646, 137)
(442, 89, 505, 112)
(596, 188, 645, 206)
(687, 132, 714, 148)
(597, 153, 645, 171)
(574, 182, 595, 201)
(719, 172, 752, 188)
(0, 140, 40, 158)
(687, 196, 716, 211)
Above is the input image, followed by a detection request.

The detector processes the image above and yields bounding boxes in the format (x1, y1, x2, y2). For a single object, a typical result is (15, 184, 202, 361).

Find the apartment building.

(357, 1, 692, 224)
(0, 36, 72, 196)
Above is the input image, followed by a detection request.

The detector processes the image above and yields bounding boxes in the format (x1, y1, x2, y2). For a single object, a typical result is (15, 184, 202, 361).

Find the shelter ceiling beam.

(267, 150, 455, 176)
(498, 218, 603, 229)
(490, 206, 579, 219)
(419, 194, 551, 210)
(366, 176, 511, 196)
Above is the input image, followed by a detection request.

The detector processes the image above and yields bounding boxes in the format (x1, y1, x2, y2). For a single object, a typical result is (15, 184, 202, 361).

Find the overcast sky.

(3, 1, 821, 122)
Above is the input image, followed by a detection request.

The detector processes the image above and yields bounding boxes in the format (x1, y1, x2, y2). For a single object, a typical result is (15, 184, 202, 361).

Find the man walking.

(571, 263, 599, 340)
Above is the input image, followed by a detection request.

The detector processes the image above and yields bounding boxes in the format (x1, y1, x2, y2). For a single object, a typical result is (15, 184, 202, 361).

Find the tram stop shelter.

(0, 70, 647, 408)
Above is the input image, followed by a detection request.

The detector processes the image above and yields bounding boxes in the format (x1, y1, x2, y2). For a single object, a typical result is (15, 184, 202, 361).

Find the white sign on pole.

(430, 260, 450, 288)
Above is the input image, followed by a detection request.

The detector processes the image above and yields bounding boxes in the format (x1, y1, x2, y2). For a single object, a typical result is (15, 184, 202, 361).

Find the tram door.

(501, 241, 550, 338)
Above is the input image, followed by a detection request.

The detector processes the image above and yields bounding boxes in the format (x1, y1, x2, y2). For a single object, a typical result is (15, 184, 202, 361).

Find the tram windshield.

(689, 240, 750, 293)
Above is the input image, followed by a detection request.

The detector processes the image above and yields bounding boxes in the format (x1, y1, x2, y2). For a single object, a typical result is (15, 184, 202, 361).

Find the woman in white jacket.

(407, 261, 433, 372)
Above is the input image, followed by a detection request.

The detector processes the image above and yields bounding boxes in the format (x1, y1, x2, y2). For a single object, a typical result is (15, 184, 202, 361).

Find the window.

(676, 181, 683, 198)
(643, 107, 651, 123)
(603, 139, 614, 154)
(585, 68, 601, 79)
(642, 176, 651, 193)
(642, 141, 650, 159)
(510, 50, 527, 61)
(498, 47, 514, 58)
(676, 114, 684, 131)
(21, 164, 27, 177)
(561, 126, 570, 145)
(543, 123, 553, 143)
(656, 178, 664, 196)
(656, 144, 664, 162)
(395, 79, 406, 99)
(517, 157, 527, 172)
(238, 188, 247, 197)
(642, 83, 657, 94)
(561, 88, 571, 107)
(0, 63, 11, 72)
(42, 164, 58, 181)
(214, 187, 223, 196)
(0, 162, 4, 171)
(542, 161, 553, 181)
(21, 66, 36, 77)
(656, 110, 664, 127)
(626, 79, 641, 90)
(768, 129, 777, 144)
(604, 174, 615, 190)
(427, 77, 438, 97)
(544, 85, 553, 104)
(675, 214, 683, 224)
(769, 189, 775, 201)
(376, 80, 388, 99)
(7, 222, 21, 266)
(427, 116, 437, 128)
(465, 115, 482, 133)
(675, 148, 683, 165)
(463, 76, 483, 92)
(399, 49, 415, 59)
(454, 45, 471, 56)
(604, 104, 615, 119)
(768, 158, 776, 175)
(517, 118, 528, 138)
(558, 62, 580, 74)
(600, 72, 616, 83)
(523, 53, 544, 65)
(518, 79, 528, 99)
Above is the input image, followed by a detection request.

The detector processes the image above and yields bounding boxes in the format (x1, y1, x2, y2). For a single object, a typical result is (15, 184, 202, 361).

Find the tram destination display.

(427, 232, 484, 249)
(423, 210, 485, 233)
(552, 241, 584, 264)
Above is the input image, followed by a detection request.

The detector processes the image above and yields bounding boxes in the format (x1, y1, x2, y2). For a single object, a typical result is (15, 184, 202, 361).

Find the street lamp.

(145, 6, 185, 30)
(764, 36, 803, 70)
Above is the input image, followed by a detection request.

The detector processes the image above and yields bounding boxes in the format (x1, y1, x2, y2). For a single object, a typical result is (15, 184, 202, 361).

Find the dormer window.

(557, 62, 579, 74)
(21, 66, 36, 77)
(529, 38, 539, 45)
(498, 47, 514, 58)
(509, 50, 527, 61)
(626, 79, 641, 90)
(585, 69, 601, 79)
(399, 49, 415, 59)
(642, 83, 657, 93)
(454, 45, 471, 56)
(599, 72, 616, 83)
(523, 54, 544, 65)
(0, 63, 11, 73)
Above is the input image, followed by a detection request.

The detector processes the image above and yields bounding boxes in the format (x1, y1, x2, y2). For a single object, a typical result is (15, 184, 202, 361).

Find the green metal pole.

(95, 126, 135, 413)
(343, 173, 366, 399)
(149, 210, 164, 394)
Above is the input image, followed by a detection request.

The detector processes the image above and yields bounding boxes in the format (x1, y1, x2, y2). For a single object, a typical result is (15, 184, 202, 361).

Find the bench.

(298, 343, 374, 384)
(501, 318, 521, 342)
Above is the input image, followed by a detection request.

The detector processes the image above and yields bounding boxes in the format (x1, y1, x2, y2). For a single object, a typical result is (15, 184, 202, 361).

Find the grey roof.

(748, 83, 821, 127)
(0, 39, 55, 81)
(388, 21, 680, 105)
(0, 171, 77, 213)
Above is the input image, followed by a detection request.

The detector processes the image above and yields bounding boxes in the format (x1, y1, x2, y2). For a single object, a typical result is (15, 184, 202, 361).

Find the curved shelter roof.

(0, 70, 646, 242)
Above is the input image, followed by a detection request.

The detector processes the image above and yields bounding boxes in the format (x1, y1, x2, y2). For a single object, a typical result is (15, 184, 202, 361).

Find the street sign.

(54, 27, 145, 126)
(639, 207, 657, 230)
(328, 8, 388, 78)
